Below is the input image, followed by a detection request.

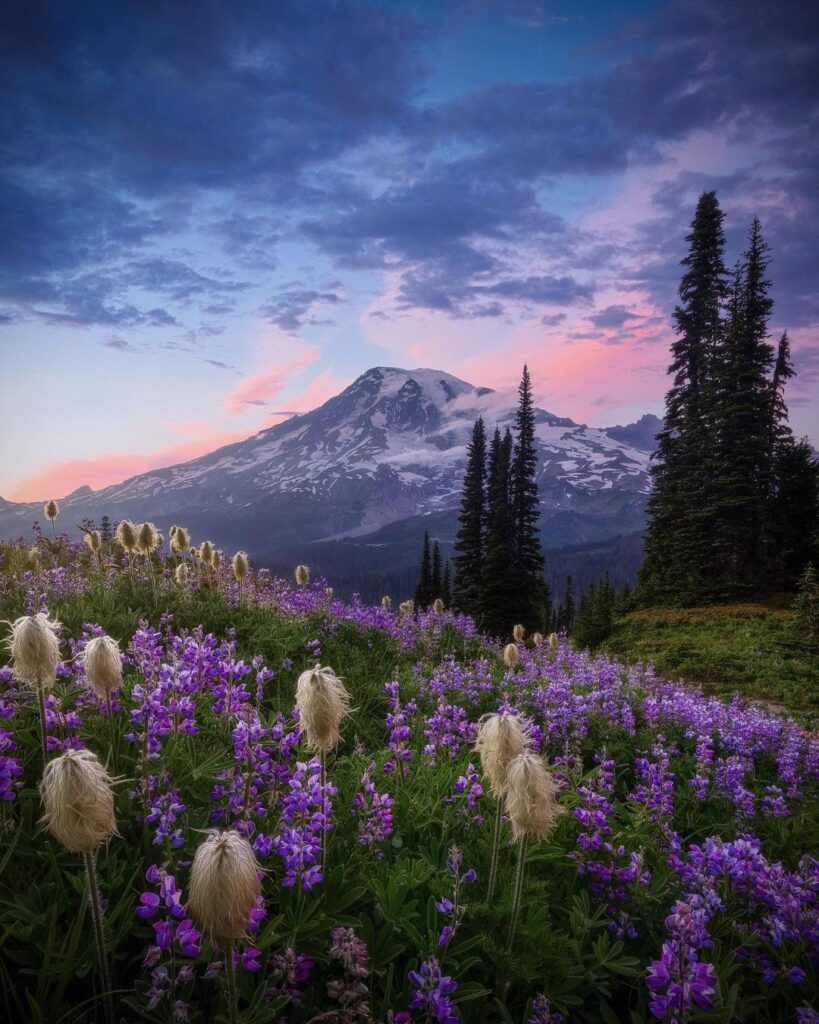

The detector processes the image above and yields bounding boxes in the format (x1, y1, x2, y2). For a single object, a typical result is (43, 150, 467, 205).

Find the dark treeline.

(424, 365, 550, 636)
(639, 191, 819, 605)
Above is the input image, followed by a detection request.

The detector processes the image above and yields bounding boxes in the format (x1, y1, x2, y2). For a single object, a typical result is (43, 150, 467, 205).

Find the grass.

(601, 602, 819, 720)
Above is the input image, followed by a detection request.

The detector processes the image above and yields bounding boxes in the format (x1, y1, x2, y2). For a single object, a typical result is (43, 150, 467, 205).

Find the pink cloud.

(267, 369, 352, 417)
(9, 425, 257, 502)
(225, 347, 320, 414)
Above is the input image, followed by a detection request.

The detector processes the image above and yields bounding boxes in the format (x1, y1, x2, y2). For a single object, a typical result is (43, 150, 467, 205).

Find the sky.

(1, 0, 817, 501)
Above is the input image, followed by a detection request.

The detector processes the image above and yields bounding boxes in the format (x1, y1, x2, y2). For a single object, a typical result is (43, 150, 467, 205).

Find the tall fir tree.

(509, 365, 547, 628)
(640, 191, 728, 603)
(708, 218, 775, 599)
(431, 542, 442, 600)
(453, 418, 487, 618)
(442, 561, 452, 608)
(556, 575, 575, 632)
(482, 427, 516, 635)
(414, 531, 433, 608)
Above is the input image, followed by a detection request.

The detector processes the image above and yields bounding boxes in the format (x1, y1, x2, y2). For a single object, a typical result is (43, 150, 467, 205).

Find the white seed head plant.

(44, 500, 60, 521)
(232, 552, 249, 581)
(433, 598, 444, 614)
(116, 520, 139, 553)
(381, 595, 392, 610)
(7, 612, 60, 690)
(295, 664, 352, 752)
(82, 635, 123, 699)
(295, 564, 310, 586)
(189, 830, 261, 946)
(40, 748, 117, 853)
(503, 642, 520, 668)
(474, 713, 528, 798)
(504, 751, 564, 841)
(513, 624, 525, 642)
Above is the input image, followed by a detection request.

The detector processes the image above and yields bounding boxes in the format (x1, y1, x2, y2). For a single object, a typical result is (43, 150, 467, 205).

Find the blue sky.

(1, 0, 817, 499)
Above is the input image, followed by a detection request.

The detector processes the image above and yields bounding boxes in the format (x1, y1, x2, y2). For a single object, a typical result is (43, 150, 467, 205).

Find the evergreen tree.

(770, 331, 795, 452)
(431, 542, 442, 600)
(442, 561, 452, 609)
(640, 191, 728, 604)
(414, 531, 432, 608)
(708, 219, 775, 599)
(771, 440, 819, 588)
(793, 563, 819, 644)
(556, 575, 575, 632)
(509, 365, 547, 628)
(453, 418, 487, 618)
(482, 428, 516, 635)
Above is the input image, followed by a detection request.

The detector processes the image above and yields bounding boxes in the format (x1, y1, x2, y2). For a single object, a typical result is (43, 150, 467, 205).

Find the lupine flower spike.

(40, 748, 118, 1023)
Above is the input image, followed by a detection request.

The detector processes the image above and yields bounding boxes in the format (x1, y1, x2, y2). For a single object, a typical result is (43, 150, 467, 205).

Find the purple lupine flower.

(274, 757, 336, 890)
(408, 958, 459, 1024)
(327, 926, 370, 1016)
(352, 761, 394, 856)
(527, 995, 564, 1024)
(264, 948, 314, 1006)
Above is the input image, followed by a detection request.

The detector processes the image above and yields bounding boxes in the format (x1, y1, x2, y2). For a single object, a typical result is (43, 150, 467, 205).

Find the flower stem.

(37, 685, 48, 765)
(506, 836, 528, 953)
(83, 851, 114, 1024)
(487, 794, 503, 904)
(105, 693, 118, 775)
(224, 942, 238, 1024)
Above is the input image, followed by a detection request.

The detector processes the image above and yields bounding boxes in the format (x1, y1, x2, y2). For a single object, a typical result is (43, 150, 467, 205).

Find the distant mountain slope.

(0, 366, 657, 594)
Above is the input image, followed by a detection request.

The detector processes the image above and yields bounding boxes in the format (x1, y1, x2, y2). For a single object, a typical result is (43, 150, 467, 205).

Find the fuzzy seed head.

(188, 830, 260, 946)
(44, 500, 59, 521)
(548, 632, 559, 650)
(211, 549, 222, 572)
(171, 527, 191, 553)
(513, 624, 525, 642)
(381, 595, 392, 610)
(199, 541, 214, 566)
(170, 525, 178, 537)
(232, 551, 248, 581)
(324, 586, 333, 599)
(40, 749, 117, 853)
(433, 598, 444, 614)
(503, 643, 520, 668)
(27, 546, 41, 569)
(82, 634, 122, 699)
(532, 632, 544, 647)
(7, 613, 60, 690)
(399, 599, 414, 614)
(504, 751, 564, 841)
(116, 519, 138, 553)
(175, 563, 189, 585)
(295, 564, 310, 586)
(295, 664, 352, 752)
(474, 713, 528, 798)
(84, 530, 102, 552)
(136, 521, 160, 555)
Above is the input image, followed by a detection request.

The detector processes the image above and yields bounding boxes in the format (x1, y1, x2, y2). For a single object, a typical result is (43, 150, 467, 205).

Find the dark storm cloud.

(0, 0, 423, 327)
(259, 289, 343, 333)
(0, 0, 816, 329)
(589, 305, 643, 329)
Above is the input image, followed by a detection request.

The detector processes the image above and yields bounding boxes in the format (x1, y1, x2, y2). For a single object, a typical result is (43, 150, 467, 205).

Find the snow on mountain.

(0, 366, 655, 556)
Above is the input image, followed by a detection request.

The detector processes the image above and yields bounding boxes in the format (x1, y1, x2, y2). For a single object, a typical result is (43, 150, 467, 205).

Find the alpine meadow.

(1, 3, 818, 1024)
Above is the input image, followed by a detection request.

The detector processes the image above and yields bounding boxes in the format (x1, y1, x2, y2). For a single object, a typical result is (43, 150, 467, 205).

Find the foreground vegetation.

(601, 604, 818, 721)
(0, 535, 817, 1023)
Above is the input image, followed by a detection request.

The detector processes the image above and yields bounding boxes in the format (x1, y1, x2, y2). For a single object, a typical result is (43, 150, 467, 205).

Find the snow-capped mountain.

(0, 367, 660, 594)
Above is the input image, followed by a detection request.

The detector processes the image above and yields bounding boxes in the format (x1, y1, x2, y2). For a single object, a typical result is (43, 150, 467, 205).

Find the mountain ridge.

(0, 366, 660, 597)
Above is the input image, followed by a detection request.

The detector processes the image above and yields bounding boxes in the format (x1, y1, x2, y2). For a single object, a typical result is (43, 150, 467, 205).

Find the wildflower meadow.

(0, 523, 817, 1024)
